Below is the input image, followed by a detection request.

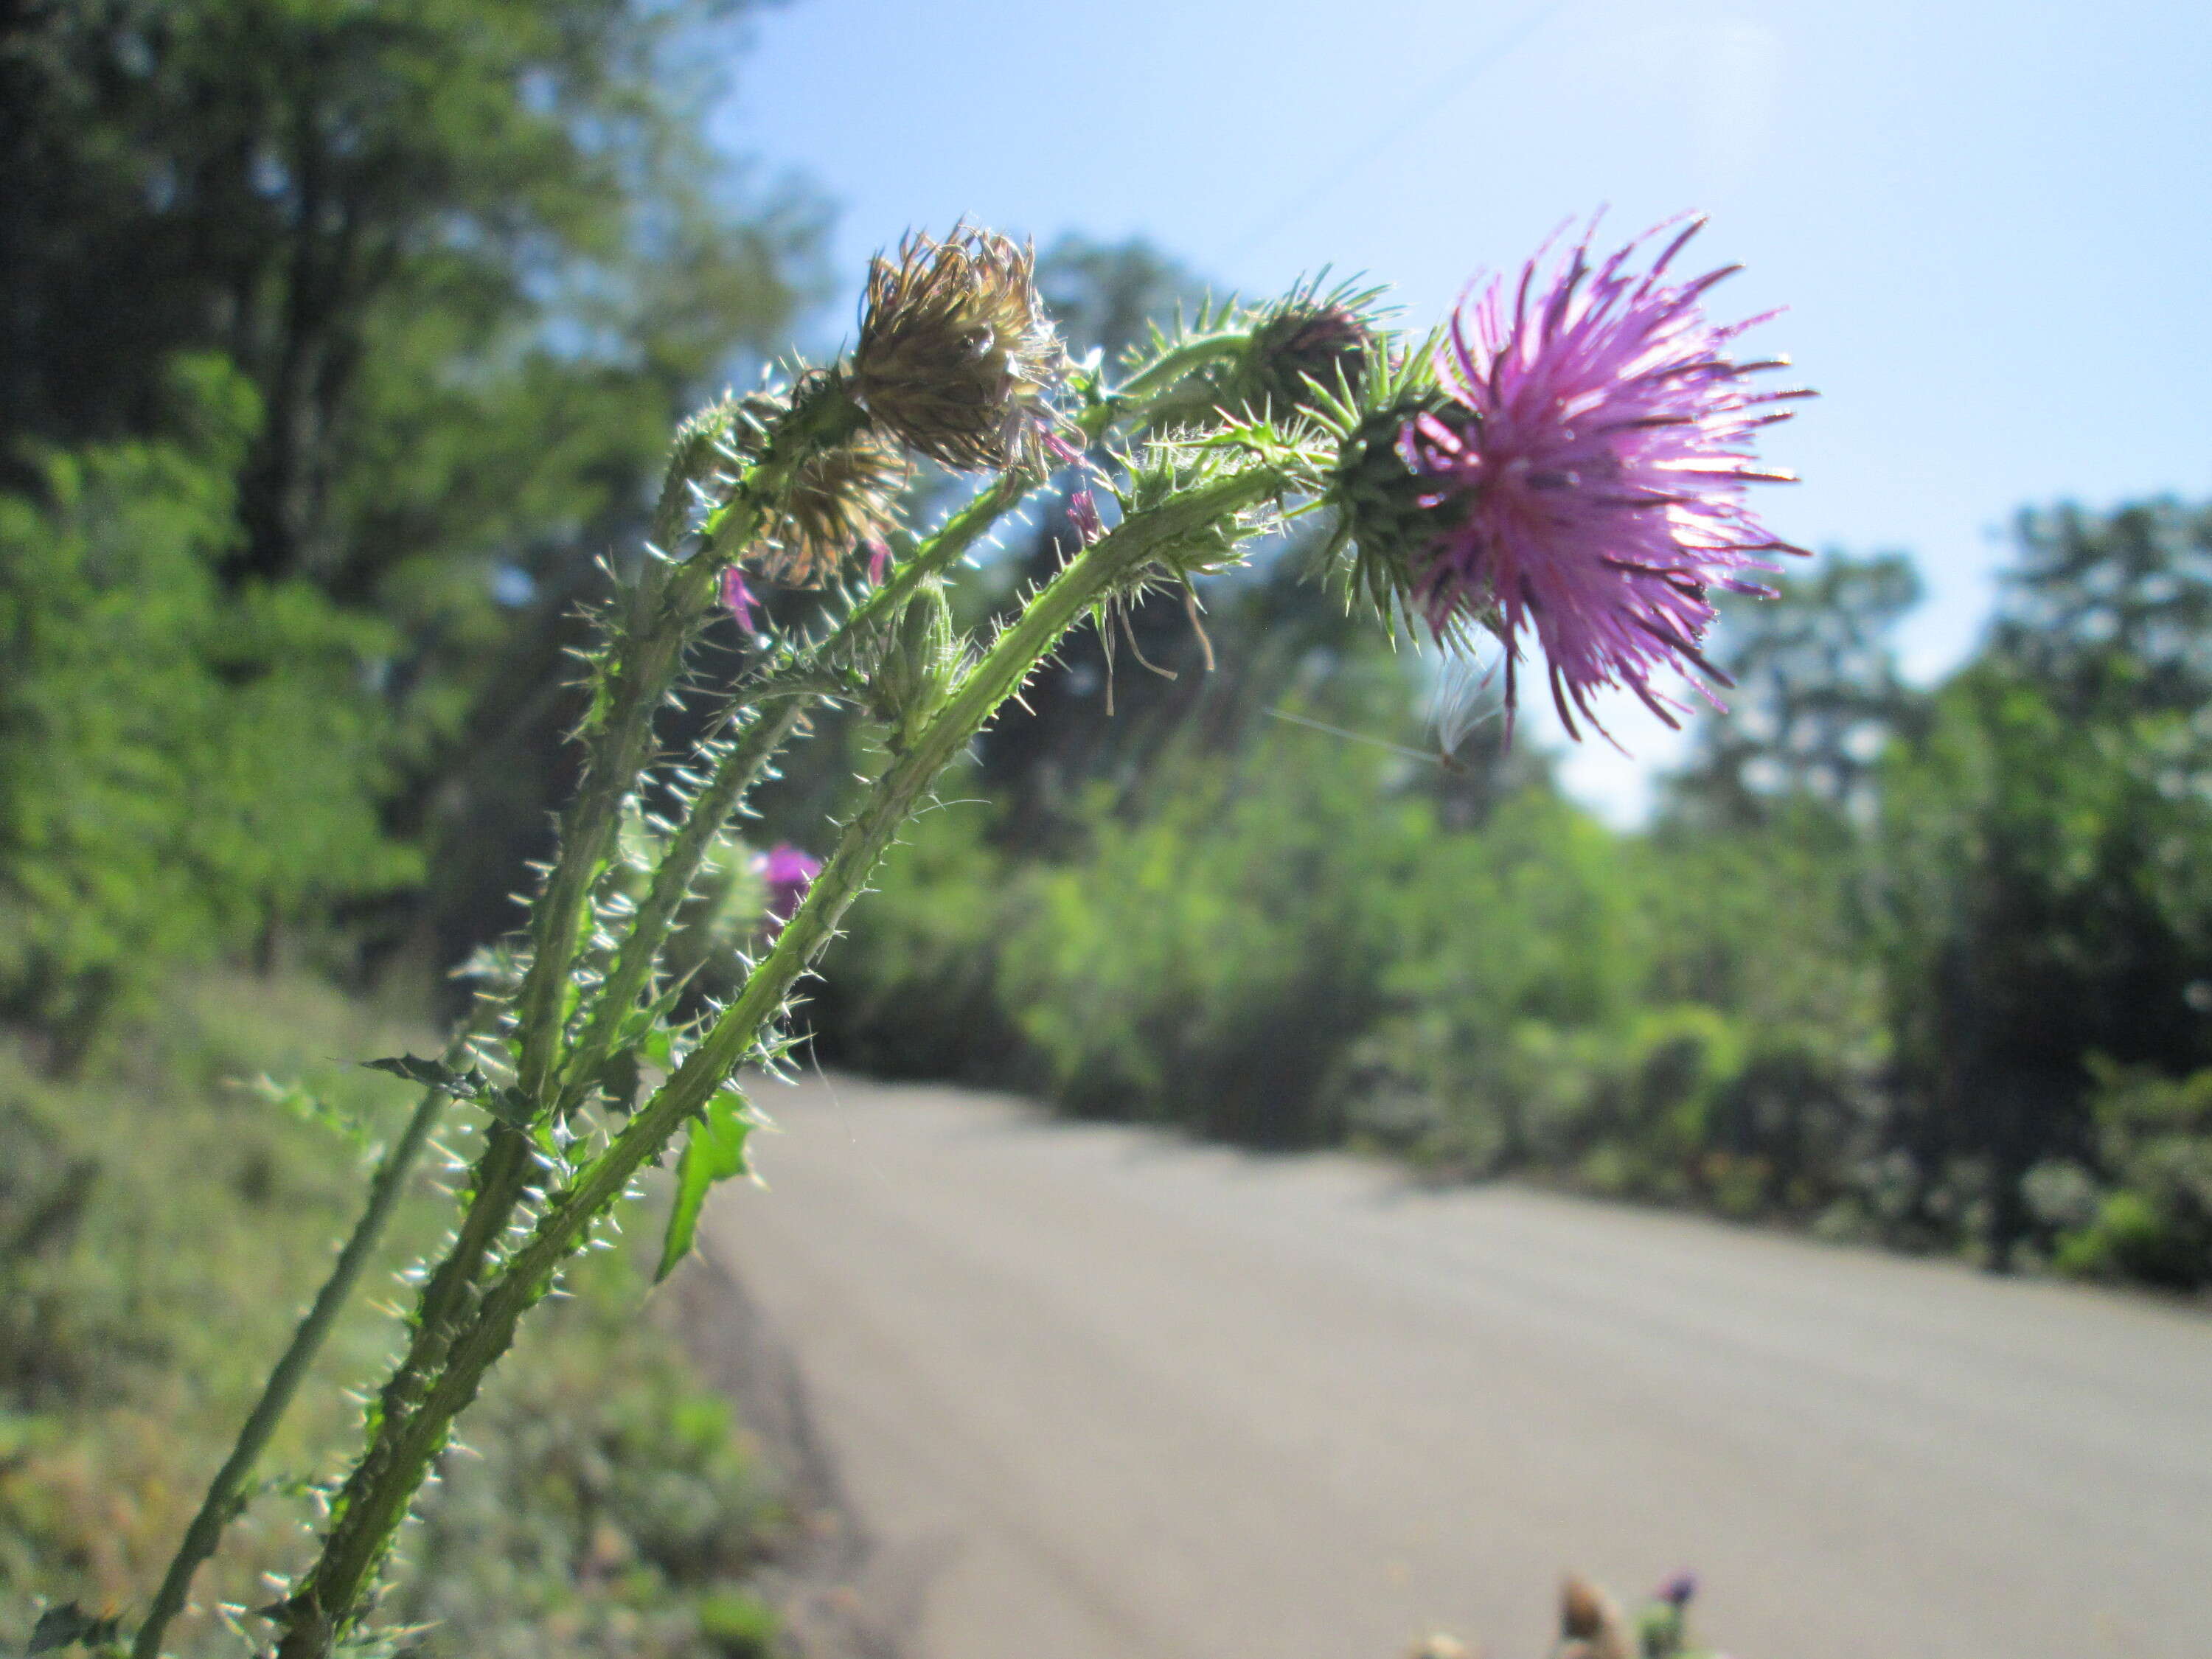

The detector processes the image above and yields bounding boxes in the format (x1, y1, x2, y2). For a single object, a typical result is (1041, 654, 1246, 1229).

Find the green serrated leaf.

(29, 1602, 122, 1655)
(655, 1088, 752, 1282)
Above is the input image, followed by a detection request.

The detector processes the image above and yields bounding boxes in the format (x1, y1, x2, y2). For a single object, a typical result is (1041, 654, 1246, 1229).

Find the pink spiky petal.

(1405, 216, 1811, 745)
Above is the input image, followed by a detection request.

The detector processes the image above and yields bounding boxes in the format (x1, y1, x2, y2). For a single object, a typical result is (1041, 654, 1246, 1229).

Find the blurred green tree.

(1876, 501, 2212, 1265)
(0, 358, 418, 1067)
(1669, 552, 1925, 828)
(0, 0, 821, 999)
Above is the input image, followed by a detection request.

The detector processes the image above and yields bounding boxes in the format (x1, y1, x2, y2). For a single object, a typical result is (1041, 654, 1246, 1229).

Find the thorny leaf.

(28, 1602, 122, 1655)
(655, 1087, 753, 1281)
(361, 1056, 490, 1099)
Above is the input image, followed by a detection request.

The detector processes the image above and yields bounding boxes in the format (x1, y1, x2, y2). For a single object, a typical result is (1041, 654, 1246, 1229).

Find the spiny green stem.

(270, 432, 1018, 1658)
(293, 394, 864, 1605)
(557, 465, 1040, 1116)
(271, 466, 1284, 1659)
(509, 557, 689, 1105)
(515, 383, 868, 1107)
(131, 1050, 467, 1659)
(834, 469, 1033, 644)
(551, 701, 805, 1119)
(1107, 328, 1249, 411)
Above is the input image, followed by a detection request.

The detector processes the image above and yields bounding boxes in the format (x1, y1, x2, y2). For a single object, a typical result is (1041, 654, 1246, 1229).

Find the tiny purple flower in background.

(754, 841, 821, 933)
(720, 565, 759, 633)
(1404, 217, 1813, 742)
(1655, 1569, 1699, 1607)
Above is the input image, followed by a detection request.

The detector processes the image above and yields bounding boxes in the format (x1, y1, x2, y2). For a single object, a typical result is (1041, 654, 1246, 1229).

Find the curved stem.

(284, 396, 863, 1618)
(550, 700, 804, 1119)
(554, 465, 1040, 1117)
(271, 467, 1282, 1658)
(1107, 329, 1248, 410)
(131, 1058, 463, 1659)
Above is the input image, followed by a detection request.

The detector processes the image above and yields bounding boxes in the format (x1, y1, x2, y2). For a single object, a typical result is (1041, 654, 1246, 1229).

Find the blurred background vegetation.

(3, 0, 2210, 1646)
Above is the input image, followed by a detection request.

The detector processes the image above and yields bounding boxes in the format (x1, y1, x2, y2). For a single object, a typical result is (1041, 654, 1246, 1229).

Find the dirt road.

(698, 1074, 2212, 1659)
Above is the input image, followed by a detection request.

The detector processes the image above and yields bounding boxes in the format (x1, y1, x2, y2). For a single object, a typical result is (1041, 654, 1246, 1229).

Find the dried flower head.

(852, 225, 1069, 471)
(1558, 1574, 1634, 1659)
(1404, 218, 1813, 742)
(711, 380, 910, 587)
(768, 429, 909, 585)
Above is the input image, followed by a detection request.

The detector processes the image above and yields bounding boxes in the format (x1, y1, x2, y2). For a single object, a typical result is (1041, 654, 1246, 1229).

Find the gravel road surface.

(698, 1073, 2212, 1659)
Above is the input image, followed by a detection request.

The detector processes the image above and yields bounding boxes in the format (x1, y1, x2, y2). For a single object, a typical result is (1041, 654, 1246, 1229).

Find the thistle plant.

(111, 217, 1806, 1659)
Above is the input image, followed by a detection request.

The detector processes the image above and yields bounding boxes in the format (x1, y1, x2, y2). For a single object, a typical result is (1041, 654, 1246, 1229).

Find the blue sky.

(715, 0, 2212, 817)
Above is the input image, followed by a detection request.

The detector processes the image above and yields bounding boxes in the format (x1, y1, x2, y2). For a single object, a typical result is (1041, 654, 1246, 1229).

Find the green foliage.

(0, 361, 417, 1057)
(2045, 1061, 2212, 1287)
(1671, 552, 1925, 825)
(801, 490, 2212, 1294)
(1003, 713, 1411, 1148)
(813, 796, 1030, 1079)
(2, 0, 822, 1018)
(0, 974, 777, 1658)
(1874, 649, 2212, 1262)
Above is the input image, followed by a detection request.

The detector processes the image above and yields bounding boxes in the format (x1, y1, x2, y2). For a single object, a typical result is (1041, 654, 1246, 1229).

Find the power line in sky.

(1225, 0, 1581, 262)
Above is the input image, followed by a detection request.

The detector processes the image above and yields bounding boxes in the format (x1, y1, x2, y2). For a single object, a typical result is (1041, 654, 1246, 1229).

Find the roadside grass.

(1, 972, 779, 1658)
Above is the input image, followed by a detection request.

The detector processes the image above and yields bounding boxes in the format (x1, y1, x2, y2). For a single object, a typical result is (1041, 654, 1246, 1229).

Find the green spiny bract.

(1103, 428, 1312, 589)
(1114, 278, 1388, 439)
(1306, 342, 1491, 647)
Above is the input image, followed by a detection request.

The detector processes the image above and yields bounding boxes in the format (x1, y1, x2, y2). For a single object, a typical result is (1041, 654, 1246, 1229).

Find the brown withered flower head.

(850, 224, 1070, 473)
(713, 380, 910, 586)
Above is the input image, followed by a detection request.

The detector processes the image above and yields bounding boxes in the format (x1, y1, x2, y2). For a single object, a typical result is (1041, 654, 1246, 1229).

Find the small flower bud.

(1559, 1575, 1634, 1659)
(866, 577, 961, 746)
(1066, 487, 1105, 546)
(1246, 297, 1376, 417)
(720, 566, 759, 633)
(852, 225, 1069, 472)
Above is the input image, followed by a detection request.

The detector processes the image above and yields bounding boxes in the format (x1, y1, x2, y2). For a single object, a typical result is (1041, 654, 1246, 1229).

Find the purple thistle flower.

(754, 841, 822, 932)
(1403, 217, 1812, 743)
(1655, 1570, 1699, 1608)
(721, 565, 759, 633)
